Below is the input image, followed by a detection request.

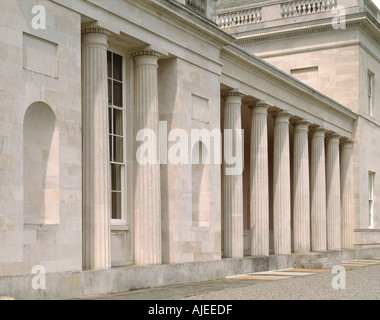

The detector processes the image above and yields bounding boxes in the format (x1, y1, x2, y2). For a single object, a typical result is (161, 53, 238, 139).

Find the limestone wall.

(0, 0, 82, 276)
(159, 57, 222, 264)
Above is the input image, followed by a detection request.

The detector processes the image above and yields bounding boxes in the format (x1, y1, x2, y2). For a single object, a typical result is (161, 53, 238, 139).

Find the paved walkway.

(81, 259, 380, 300)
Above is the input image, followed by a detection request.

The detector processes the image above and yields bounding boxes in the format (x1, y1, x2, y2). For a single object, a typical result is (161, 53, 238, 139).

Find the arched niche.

(192, 141, 210, 228)
(23, 102, 60, 225)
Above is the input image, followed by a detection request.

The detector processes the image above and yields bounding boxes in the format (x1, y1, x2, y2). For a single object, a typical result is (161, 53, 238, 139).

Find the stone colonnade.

(222, 92, 355, 257)
(81, 26, 355, 270)
(81, 26, 162, 269)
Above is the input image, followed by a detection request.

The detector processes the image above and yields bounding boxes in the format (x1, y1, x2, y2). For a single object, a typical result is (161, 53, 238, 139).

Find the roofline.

(222, 42, 358, 121)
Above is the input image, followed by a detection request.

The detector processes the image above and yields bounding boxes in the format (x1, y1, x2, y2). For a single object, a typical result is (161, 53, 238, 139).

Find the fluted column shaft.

(273, 112, 292, 255)
(133, 50, 162, 266)
(81, 27, 111, 270)
(250, 102, 269, 256)
(310, 128, 327, 251)
(293, 121, 311, 253)
(223, 91, 244, 258)
(326, 134, 342, 250)
(340, 139, 354, 249)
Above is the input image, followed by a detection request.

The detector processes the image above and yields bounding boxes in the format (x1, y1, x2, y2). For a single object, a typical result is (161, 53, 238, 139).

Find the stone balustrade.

(216, 0, 366, 29)
(217, 7, 262, 29)
(281, 0, 338, 18)
(186, 0, 207, 17)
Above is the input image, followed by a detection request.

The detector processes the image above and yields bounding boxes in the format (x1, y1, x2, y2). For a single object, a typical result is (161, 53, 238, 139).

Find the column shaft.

(273, 112, 292, 255)
(250, 102, 269, 256)
(133, 50, 162, 265)
(310, 129, 327, 251)
(341, 140, 355, 249)
(293, 121, 311, 253)
(82, 27, 111, 270)
(223, 91, 244, 258)
(326, 134, 341, 250)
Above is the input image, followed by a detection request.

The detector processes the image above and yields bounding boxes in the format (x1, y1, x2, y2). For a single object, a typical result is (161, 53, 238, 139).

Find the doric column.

(249, 102, 270, 256)
(273, 111, 292, 255)
(326, 133, 342, 250)
(340, 139, 355, 249)
(81, 27, 111, 270)
(292, 120, 311, 253)
(222, 90, 244, 258)
(310, 128, 327, 252)
(133, 50, 162, 265)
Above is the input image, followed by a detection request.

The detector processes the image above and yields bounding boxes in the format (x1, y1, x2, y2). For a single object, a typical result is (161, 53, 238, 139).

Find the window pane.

(108, 107, 113, 134)
(108, 79, 112, 105)
(109, 135, 113, 162)
(107, 51, 112, 78)
(113, 53, 123, 81)
(112, 192, 122, 220)
(111, 164, 122, 191)
(113, 108, 123, 136)
(113, 136, 123, 163)
(113, 81, 123, 107)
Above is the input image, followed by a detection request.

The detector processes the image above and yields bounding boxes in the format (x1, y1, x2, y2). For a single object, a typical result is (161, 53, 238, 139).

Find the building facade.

(0, 0, 379, 299)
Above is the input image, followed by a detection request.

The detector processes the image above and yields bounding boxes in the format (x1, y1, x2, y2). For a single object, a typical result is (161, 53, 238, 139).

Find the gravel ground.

(182, 265, 380, 300)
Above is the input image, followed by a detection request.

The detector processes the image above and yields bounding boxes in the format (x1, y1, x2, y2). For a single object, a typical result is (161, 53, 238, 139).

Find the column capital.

(292, 119, 311, 130)
(222, 89, 245, 99)
(272, 111, 293, 123)
(311, 126, 327, 137)
(326, 132, 341, 143)
(81, 26, 110, 49)
(249, 100, 272, 112)
(340, 138, 355, 148)
(81, 26, 111, 37)
(131, 50, 161, 59)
